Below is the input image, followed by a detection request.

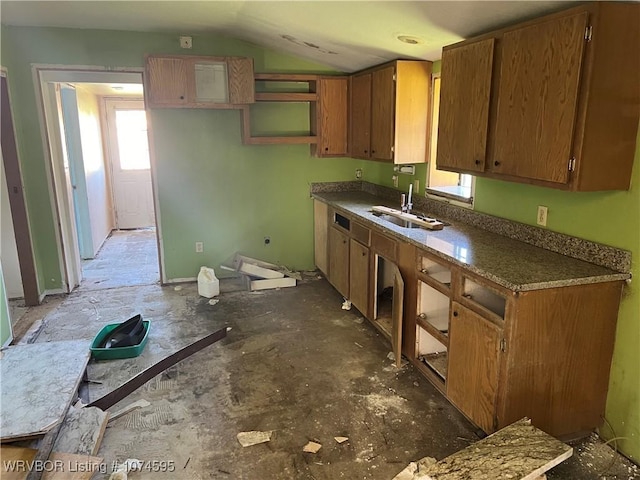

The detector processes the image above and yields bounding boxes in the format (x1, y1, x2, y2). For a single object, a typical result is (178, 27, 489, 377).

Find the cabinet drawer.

(351, 222, 371, 246)
(371, 231, 397, 261)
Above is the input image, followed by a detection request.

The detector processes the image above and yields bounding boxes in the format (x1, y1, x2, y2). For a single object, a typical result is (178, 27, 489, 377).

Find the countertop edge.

(312, 193, 631, 292)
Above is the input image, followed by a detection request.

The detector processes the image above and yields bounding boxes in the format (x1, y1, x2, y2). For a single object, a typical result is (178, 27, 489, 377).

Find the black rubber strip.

(87, 327, 227, 411)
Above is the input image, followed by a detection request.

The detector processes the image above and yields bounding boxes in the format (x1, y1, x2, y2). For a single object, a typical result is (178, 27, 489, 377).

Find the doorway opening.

(37, 68, 162, 293)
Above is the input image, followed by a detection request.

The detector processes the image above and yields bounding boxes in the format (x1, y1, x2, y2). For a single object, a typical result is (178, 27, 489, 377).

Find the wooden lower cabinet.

(447, 302, 501, 433)
(349, 239, 369, 316)
(328, 226, 349, 297)
(314, 202, 624, 438)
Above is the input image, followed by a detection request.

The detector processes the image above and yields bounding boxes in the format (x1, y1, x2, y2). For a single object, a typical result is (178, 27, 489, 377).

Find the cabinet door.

(313, 200, 329, 275)
(447, 302, 501, 433)
(349, 239, 369, 317)
(350, 73, 372, 158)
(492, 12, 588, 184)
(328, 226, 349, 298)
(391, 263, 405, 368)
(371, 66, 395, 161)
(437, 39, 494, 173)
(146, 57, 188, 106)
(227, 57, 255, 104)
(318, 77, 349, 156)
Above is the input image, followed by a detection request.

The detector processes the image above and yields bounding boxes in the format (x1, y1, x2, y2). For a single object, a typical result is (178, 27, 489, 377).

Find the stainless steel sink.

(373, 212, 424, 229)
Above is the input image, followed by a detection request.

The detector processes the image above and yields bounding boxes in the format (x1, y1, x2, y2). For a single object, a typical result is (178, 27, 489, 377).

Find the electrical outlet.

(413, 179, 420, 194)
(195, 241, 204, 253)
(355, 168, 363, 179)
(179, 36, 193, 49)
(537, 206, 548, 227)
(392, 175, 399, 188)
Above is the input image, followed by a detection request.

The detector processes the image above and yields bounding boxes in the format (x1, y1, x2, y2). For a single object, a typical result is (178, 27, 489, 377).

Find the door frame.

(1, 69, 40, 306)
(32, 64, 166, 289)
(102, 98, 154, 230)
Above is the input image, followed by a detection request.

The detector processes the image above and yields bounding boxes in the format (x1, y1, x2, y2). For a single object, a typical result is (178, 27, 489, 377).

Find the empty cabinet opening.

(416, 280, 450, 381)
(373, 255, 395, 336)
(463, 278, 506, 319)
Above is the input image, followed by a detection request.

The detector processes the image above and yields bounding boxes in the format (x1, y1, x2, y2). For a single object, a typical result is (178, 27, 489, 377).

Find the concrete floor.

(17, 231, 640, 479)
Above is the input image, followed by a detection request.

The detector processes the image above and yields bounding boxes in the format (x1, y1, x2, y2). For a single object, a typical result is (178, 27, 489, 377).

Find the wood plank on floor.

(0, 341, 90, 442)
(1, 446, 102, 480)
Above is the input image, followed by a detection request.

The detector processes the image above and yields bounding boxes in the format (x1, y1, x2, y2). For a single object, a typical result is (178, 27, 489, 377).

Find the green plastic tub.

(90, 320, 150, 360)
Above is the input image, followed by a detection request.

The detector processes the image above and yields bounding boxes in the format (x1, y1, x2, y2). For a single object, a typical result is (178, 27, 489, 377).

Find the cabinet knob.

(494, 160, 501, 167)
(179, 95, 184, 100)
(362, 252, 366, 257)
(475, 159, 481, 165)
(325, 147, 329, 151)
(421, 268, 428, 274)
(364, 149, 368, 154)
(453, 311, 459, 317)
(372, 150, 376, 154)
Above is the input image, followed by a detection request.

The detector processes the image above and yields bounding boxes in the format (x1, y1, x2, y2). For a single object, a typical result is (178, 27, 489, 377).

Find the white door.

(105, 100, 154, 229)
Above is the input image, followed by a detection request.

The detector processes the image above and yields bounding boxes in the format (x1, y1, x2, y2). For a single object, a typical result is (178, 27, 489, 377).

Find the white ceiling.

(1, 1, 573, 72)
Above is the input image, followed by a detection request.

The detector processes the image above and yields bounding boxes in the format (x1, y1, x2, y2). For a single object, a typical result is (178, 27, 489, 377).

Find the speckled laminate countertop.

(313, 191, 630, 292)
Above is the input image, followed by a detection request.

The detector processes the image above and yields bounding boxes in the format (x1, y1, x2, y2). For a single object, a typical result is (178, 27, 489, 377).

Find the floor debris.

(342, 299, 352, 310)
(108, 399, 151, 422)
(236, 430, 273, 447)
(88, 327, 227, 411)
(108, 458, 143, 480)
(392, 457, 437, 480)
(224, 253, 299, 291)
(334, 436, 349, 444)
(303, 441, 322, 453)
(0, 341, 90, 442)
(409, 418, 572, 480)
(208, 299, 219, 306)
(53, 405, 109, 456)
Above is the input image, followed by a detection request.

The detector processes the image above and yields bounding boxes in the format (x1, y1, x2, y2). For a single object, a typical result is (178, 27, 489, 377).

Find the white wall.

(1, 150, 24, 299)
(76, 87, 114, 254)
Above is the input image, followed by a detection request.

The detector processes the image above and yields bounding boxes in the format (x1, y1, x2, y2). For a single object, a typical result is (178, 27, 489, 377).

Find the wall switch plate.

(392, 175, 399, 188)
(413, 179, 420, 193)
(537, 206, 548, 227)
(195, 241, 204, 253)
(355, 168, 363, 179)
(180, 36, 193, 49)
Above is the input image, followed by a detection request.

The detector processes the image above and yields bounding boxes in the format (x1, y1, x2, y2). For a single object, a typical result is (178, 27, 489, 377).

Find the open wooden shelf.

(417, 314, 449, 347)
(255, 92, 318, 102)
(240, 73, 320, 145)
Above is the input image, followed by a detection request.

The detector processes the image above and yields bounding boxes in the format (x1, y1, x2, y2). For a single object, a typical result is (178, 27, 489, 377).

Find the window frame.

(425, 73, 475, 209)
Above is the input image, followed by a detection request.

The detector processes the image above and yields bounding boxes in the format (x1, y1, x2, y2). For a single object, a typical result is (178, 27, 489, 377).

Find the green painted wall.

(0, 26, 366, 286)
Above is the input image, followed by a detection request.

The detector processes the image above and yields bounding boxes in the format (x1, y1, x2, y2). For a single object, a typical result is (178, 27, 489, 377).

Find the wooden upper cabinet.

(146, 57, 188, 105)
(350, 73, 372, 158)
(349, 60, 431, 164)
(314, 77, 349, 157)
(436, 2, 640, 191)
(437, 38, 494, 173)
(144, 54, 254, 109)
(227, 57, 255, 104)
(370, 66, 395, 161)
(492, 12, 588, 184)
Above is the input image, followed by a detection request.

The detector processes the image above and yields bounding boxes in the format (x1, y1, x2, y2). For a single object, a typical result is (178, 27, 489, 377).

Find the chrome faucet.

(401, 183, 413, 213)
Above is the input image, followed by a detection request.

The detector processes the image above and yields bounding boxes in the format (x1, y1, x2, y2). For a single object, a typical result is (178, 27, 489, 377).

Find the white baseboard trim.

(166, 277, 197, 284)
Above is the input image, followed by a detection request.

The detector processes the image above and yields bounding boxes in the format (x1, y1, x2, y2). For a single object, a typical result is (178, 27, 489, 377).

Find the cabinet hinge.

(500, 338, 507, 353)
(568, 157, 576, 172)
(585, 25, 593, 42)
(392, 73, 397, 82)
(391, 145, 395, 154)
